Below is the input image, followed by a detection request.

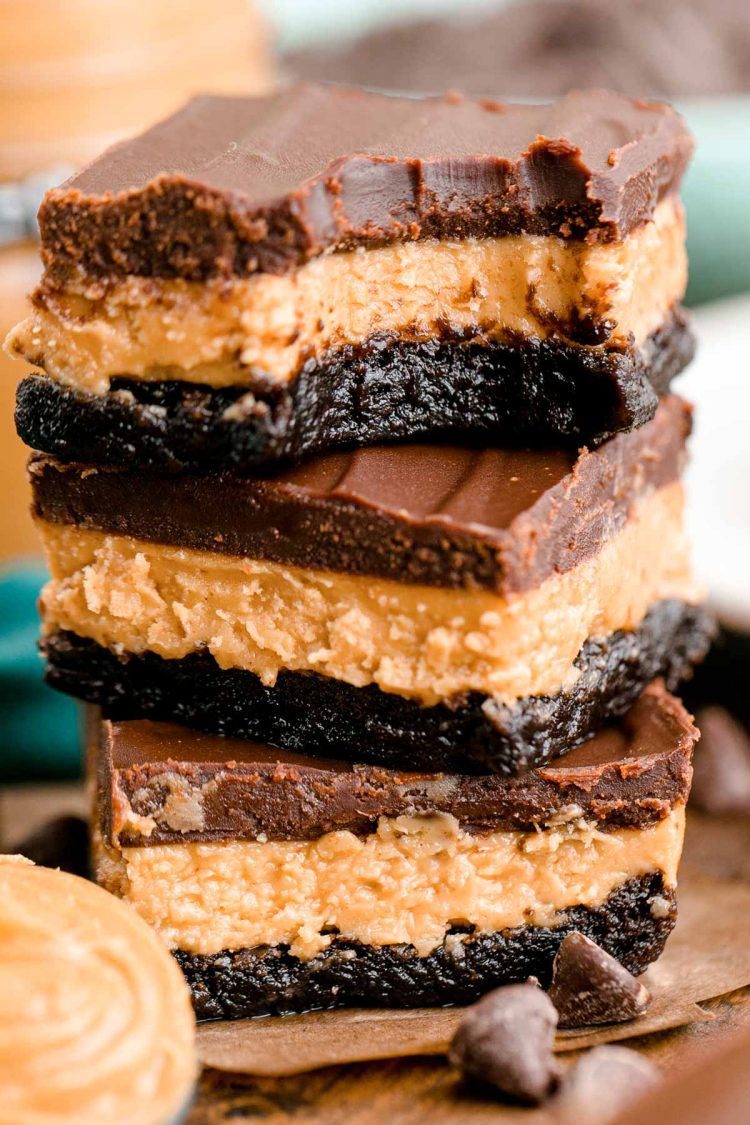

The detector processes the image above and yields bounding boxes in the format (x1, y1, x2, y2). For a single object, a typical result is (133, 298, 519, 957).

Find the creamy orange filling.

(37, 481, 695, 706)
(0, 856, 195, 1125)
(6, 197, 686, 394)
(95, 810, 686, 959)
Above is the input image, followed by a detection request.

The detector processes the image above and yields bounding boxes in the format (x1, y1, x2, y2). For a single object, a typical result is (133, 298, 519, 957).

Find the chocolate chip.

(549, 932, 650, 1027)
(555, 1046, 660, 1124)
(691, 707, 750, 815)
(449, 983, 560, 1104)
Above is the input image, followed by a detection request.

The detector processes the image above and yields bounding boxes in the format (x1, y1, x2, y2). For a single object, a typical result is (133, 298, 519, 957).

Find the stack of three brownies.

(9, 84, 712, 1019)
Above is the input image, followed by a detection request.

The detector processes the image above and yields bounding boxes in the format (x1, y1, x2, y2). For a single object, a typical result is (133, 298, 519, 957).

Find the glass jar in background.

(0, 0, 274, 560)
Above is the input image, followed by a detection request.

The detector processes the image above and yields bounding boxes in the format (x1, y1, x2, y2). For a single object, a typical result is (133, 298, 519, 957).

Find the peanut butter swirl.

(0, 857, 196, 1125)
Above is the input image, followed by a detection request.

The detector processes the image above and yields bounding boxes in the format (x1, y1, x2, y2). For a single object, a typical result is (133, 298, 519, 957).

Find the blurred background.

(0, 0, 749, 792)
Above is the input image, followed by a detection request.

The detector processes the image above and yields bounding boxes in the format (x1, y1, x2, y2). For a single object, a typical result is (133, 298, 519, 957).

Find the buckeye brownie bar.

(34, 397, 712, 774)
(91, 683, 697, 1019)
(9, 85, 694, 468)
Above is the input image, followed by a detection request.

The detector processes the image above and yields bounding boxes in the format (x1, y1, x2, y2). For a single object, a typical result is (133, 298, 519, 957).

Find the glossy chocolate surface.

(38, 85, 693, 282)
(96, 683, 696, 846)
(30, 396, 690, 592)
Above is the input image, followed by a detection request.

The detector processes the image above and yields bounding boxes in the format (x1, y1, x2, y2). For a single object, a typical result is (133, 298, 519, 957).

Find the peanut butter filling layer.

(96, 809, 686, 960)
(7, 197, 686, 395)
(37, 481, 695, 706)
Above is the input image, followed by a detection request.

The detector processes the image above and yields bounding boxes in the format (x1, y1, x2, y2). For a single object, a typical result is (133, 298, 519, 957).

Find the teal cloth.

(0, 565, 80, 780)
(681, 98, 750, 306)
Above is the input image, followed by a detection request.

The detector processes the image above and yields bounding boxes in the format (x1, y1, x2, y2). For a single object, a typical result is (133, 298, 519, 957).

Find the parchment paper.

(197, 869, 750, 1077)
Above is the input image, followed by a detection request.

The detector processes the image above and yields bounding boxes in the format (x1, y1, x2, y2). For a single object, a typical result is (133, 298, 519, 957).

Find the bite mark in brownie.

(10, 195, 687, 392)
(6, 86, 694, 463)
(16, 309, 693, 467)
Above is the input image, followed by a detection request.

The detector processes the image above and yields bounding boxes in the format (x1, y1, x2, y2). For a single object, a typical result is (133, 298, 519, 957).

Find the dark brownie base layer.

(43, 600, 713, 775)
(16, 312, 692, 469)
(174, 873, 676, 1020)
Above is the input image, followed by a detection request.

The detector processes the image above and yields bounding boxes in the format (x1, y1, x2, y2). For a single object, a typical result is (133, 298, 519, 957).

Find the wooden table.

(2, 786, 748, 1123)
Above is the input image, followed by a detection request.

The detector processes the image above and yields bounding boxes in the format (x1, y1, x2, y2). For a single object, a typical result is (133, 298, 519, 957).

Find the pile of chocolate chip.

(449, 932, 656, 1120)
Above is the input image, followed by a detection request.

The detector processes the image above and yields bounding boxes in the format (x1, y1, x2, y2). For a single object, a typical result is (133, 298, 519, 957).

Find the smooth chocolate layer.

(98, 682, 695, 847)
(16, 312, 693, 467)
(30, 395, 690, 594)
(44, 601, 713, 775)
(175, 873, 676, 1020)
(38, 86, 692, 285)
